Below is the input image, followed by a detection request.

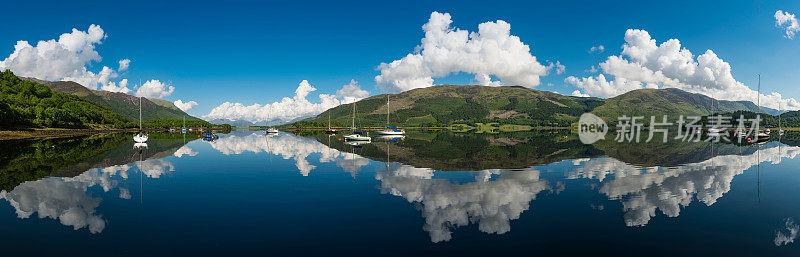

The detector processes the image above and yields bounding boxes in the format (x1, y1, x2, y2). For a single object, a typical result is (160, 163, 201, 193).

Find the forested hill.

(591, 88, 780, 120)
(298, 85, 604, 127)
(22, 78, 199, 121)
(0, 70, 132, 128)
(291, 85, 783, 128)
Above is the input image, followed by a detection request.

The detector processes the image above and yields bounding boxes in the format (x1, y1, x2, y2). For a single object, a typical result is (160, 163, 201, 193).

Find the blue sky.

(1, 0, 798, 120)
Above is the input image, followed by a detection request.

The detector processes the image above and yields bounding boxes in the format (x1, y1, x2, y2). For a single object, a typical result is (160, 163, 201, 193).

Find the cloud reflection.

(208, 133, 368, 176)
(377, 164, 549, 242)
(0, 150, 180, 233)
(775, 217, 799, 246)
(173, 145, 198, 158)
(0, 166, 137, 233)
(569, 143, 800, 226)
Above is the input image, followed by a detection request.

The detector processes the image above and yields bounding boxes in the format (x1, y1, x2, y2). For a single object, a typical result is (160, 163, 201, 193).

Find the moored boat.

(344, 100, 370, 141)
(133, 96, 148, 143)
(376, 94, 405, 136)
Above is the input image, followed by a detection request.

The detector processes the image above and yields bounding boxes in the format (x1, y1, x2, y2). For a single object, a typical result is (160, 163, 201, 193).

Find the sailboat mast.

(139, 96, 142, 131)
(757, 74, 761, 113)
(351, 102, 356, 130)
(387, 94, 390, 126)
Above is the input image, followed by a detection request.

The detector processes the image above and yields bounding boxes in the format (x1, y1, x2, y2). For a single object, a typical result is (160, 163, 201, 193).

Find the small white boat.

(266, 127, 279, 134)
(133, 96, 148, 143)
(344, 98, 370, 141)
(134, 142, 148, 149)
(377, 135, 405, 141)
(133, 134, 148, 143)
(344, 140, 371, 146)
(377, 128, 405, 135)
(344, 133, 371, 141)
(377, 94, 405, 136)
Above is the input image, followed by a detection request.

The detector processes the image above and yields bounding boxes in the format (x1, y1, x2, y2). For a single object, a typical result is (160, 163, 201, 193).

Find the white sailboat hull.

(133, 134, 148, 143)
(378, 135, 405, 140)
(266, 128, 279, 133)
(344, 134, 371, 141)
(376, 130, 405, 135)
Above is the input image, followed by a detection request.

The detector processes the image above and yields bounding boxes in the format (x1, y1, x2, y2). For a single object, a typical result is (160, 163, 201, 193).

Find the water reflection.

(208, 132, 371, 176)
(572, 142, 800, 226)
(263, 131, 800, 242)
(0, 133, 191, 233)
(3, 130, 800, 248)
(775, 217, 799, 246)
(377, 165, 550, 242)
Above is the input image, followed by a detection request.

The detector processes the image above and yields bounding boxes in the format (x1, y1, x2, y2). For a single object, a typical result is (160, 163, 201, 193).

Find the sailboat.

(133, 96, 148, 143)
(377, 94, 405, 136)
(707, 96, 722, 135)
(265, 109, 278, 134)
(755, 75, 770, 142)
(181, 115, 187, 134)
(777, 102, 785, 135)
(344, 101, 370, 141)
(324, 111, 337, 134)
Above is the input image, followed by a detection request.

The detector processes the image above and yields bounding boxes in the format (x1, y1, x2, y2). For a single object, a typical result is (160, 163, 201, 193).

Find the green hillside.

(25, 78, 199, 121)
(301, 85, 604, 128)
(0, 70, 133, 128)
(592, 88, 771, 122)
(290, 85, 786, 129)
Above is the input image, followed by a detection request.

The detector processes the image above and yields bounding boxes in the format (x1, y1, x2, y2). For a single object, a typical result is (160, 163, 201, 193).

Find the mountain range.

(208, 118, 257, 127)
(293, 84, 786, 128)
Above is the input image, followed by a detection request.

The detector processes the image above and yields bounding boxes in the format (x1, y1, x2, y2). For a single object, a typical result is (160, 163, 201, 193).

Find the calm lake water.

(1, 130, 800, 256)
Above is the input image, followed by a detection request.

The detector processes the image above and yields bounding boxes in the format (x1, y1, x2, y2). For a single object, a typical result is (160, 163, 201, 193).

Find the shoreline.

(0, 128, 229, 141)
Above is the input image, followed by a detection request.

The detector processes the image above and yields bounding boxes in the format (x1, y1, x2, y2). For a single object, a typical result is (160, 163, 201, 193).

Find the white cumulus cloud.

(0, 25, 168, 96)
(204, 80, 369, 125)
(0, 25, 131, 92)
(566, 29, 800, 110)
(548, 61, 566, 75)
(776, 10, 800, 39)
(135, 80, 174, 99)
(336, 79, 370, 104)
(589, 45, 605, 53)
(173, 99, 198, 112)
(571, 90, 590, 97)
(101, 78, 131, 93)
(375, 11, 550, 92)
(118, 59, 131, 71)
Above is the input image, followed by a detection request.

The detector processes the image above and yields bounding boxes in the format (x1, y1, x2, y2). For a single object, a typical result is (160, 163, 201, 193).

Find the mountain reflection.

(571, 142, 800, 226)
(0, 133, 191, 233)
(264, 131, 800, 242)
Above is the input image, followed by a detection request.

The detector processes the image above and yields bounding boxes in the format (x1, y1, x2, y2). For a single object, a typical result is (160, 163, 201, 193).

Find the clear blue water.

(1, 130, 799, 256)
